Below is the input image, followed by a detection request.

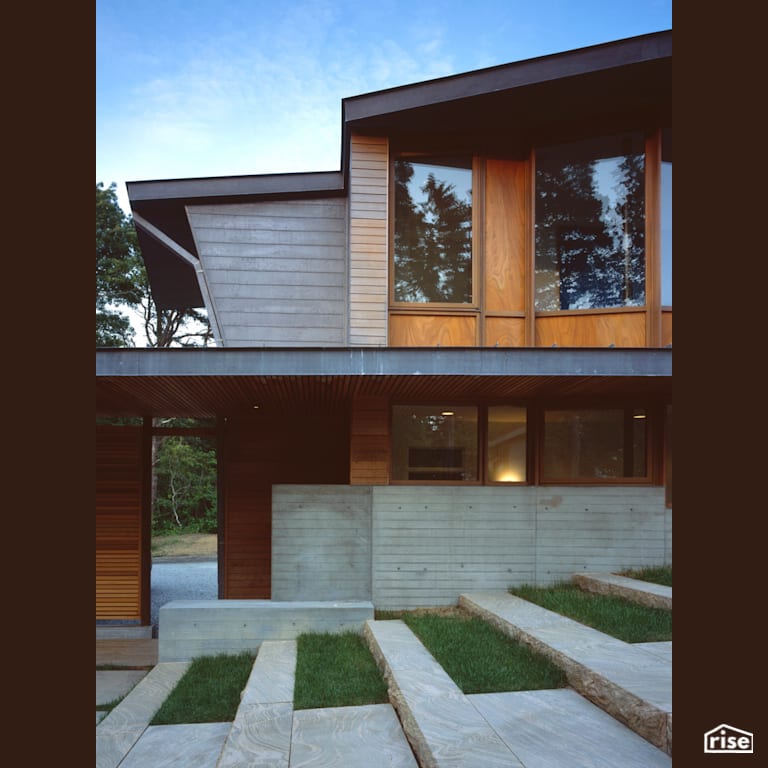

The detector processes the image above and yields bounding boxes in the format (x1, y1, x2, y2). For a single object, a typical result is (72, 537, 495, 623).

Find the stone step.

(459, 592, 672, 755)
(572, 572, 672, 610)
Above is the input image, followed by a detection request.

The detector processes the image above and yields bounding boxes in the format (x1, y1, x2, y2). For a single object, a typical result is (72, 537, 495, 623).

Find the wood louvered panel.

(96, 426, 143, 621)
(350, 396, 389, 485)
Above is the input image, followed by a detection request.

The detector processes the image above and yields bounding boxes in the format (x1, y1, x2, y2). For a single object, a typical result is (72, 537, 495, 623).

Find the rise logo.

(704, 724, 754, 754)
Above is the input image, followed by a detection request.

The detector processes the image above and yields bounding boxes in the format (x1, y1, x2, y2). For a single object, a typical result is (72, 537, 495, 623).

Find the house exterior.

(96, 31, 672, 624)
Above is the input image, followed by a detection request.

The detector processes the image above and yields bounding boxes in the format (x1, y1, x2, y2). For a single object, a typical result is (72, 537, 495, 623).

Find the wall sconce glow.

(497, 470, 523, 482)
(441, 411, 455, 416)
(633, 413, 646, 419)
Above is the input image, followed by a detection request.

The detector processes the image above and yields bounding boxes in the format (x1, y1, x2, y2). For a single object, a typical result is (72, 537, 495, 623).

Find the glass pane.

(394, 158, 472, 303)
(541, 407, 647, 480)
(661, 160, 672, 306)
(487, 406, 527, 482)
(391, 405, 478, 481)
(535, 134, 645, 311)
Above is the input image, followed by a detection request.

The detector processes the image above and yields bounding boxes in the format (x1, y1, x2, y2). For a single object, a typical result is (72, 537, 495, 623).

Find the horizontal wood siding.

(188, 200, 347, 346)
(350, 396, 389, 484)
(271, 485, 372, 600)
(96, 426, 144, 621)
(349, 135, 388, 345)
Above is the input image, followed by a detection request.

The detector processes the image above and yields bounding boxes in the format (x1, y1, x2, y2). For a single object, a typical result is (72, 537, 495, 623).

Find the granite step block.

(572, 572, 672, 610)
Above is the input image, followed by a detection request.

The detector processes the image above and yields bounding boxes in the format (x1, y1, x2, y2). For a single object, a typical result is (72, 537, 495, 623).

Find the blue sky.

(96, 0, 672, 213)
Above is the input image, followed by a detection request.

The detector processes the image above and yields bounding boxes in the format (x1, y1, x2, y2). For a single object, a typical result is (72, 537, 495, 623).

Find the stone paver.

(96, 661, 190, 768)
(96, 670, 148, 705)
(460, 592, 672, 755)
(572, 572, 672, 610)
(290, 704, 418, 768)
(365, 619, 524, 767)
(117, 723, 231, 768)
(469, 689, 671, 767)
(216, 640, 296, 768)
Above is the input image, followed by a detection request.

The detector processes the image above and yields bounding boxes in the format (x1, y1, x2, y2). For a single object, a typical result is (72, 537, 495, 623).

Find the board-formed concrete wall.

(271, 485, 670, 610)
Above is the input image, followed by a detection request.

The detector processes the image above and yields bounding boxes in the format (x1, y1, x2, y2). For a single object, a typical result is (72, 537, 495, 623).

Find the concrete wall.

(272, 484, 670, 610)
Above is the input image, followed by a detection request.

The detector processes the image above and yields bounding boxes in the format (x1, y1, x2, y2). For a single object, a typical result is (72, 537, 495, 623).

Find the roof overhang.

(97, 347, 672, 418)
(125, 30, 671, 310)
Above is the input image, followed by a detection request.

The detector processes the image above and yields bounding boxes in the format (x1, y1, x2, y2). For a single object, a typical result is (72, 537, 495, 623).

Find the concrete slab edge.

(572, 573, 672, 610)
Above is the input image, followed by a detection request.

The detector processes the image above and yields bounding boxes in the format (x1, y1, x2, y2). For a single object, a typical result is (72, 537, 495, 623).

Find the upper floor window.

(393, 156, 473, 304)
(534, 133, 646, 311)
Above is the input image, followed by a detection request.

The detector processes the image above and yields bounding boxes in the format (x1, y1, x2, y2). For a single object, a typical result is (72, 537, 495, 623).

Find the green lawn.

(509, 583, 672, 643)
(293, 631, 389, 710)
(382, 609, 566, 694)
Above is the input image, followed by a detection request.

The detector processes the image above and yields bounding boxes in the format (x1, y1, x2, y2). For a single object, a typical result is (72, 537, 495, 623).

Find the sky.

(96, 0, 672, 214)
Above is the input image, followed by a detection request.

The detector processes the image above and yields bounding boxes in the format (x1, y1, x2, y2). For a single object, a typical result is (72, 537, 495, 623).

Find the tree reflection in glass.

(394, 158, 472, 303)
(535, 135, 645, 311)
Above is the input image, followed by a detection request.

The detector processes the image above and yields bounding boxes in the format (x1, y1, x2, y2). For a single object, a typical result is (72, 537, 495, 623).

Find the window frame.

(389, 152, 480, 311)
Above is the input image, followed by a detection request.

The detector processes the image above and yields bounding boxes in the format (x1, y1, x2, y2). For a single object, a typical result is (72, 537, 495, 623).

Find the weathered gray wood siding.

(271, 484, 670, 609)
(348, 135, 388, 346)
(187, 199, 347, 346)
(271, 485, 372, 601)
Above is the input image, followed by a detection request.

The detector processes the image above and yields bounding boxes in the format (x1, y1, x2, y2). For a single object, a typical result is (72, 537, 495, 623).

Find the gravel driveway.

(151, 559, 218, 629)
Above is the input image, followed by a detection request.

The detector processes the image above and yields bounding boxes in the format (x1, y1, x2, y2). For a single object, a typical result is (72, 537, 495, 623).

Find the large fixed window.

(487, 406, 527, 482)
(541, 407, 648, 481)
(661, 128, 672, 307)
(535, 133, 646, 311)
(393, 156, 473, 304)
(391, 405, 478, 481)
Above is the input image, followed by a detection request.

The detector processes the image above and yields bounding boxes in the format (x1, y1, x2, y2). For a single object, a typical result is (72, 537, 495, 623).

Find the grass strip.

(510, 583, 672, 642)
(150, 651, 255, 724)
(618, 566, 672, 587)
(394, 610, 566, 694)
(294, 631, 388, 710)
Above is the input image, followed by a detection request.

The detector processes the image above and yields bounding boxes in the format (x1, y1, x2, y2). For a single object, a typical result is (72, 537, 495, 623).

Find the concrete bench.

(158, 599, 374, 662)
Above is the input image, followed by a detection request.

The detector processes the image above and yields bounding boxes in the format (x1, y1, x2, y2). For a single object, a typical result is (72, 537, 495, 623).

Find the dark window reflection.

(394, 158, 472, 303)
(535, 134, 645, 311)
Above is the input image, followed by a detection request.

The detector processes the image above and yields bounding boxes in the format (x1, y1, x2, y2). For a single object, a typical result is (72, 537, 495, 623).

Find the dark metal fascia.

(96, 347, 671, 379)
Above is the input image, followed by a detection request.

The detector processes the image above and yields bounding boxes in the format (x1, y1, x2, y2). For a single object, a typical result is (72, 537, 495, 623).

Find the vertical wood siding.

(350, 396, 390, 484)
(96, 426, 144, 621)
(349, 135, 388, 345)
(187, 199, 347, 346)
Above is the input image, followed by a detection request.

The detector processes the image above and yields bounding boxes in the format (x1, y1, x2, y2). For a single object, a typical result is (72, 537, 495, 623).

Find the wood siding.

(96, 426, 144, 621)
(350, 396, 390, 484)
(535, 312, 647, 348)
(221, 411, 349, 599)
(188, 200, 347, 346)
(389, 314, 477, 346)
(349, 135, 388, 345)
(661, 310, 672, 347)
(271, 484, 670, 610)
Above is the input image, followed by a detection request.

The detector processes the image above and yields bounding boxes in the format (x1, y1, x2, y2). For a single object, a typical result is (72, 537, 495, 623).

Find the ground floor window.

(541, 406, 647, 481)
(391, 401, 656, 485)
(391, 405, 478, 481)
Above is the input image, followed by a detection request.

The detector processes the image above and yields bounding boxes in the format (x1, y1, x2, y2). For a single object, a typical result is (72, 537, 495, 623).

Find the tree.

(96, 181, 213, 348)
(96, 182, 144, 346)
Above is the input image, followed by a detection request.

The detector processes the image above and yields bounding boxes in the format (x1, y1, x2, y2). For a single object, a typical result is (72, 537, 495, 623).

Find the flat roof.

(97, 347, 671, 418)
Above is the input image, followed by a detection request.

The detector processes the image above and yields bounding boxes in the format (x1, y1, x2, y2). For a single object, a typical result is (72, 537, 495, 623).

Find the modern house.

(96, 30, 672, 626)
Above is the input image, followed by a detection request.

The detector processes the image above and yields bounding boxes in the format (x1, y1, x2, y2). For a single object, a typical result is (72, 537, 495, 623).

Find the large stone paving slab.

(96, 670, 148, 705)
(572, 573, 672, 610)
(117, 723, 231, 768)
(290, 704, 418, 767)
(469, 689, 671, 768)
(364, 620, 523, 768)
